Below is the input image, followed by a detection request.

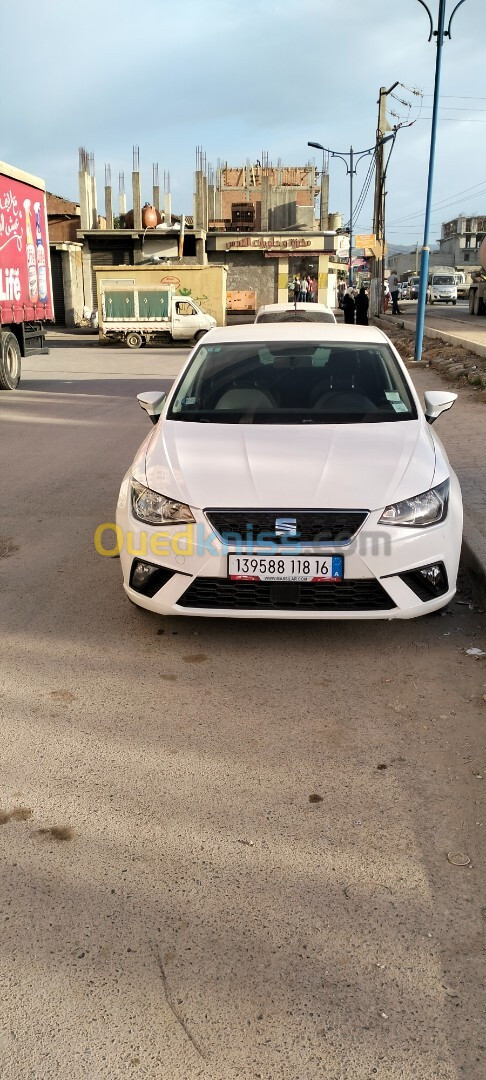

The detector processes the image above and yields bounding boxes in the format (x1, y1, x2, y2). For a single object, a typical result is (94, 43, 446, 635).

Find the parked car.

(116, 323, 462, 620)
(409, 276, 420, 300)
(255, 303, 336, 324)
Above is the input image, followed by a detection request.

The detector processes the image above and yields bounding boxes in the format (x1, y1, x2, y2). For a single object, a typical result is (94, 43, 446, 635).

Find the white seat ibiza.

(116, 324, 462, 619)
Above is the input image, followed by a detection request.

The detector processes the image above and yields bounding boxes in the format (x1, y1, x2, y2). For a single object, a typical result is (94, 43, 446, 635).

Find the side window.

(176, 302, 196, 316)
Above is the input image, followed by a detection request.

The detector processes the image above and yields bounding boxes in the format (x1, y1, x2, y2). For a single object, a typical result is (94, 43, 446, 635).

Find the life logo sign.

(0, 174, 53, 320)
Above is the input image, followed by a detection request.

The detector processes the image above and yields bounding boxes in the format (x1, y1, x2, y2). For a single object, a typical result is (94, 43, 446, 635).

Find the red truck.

(0, 160, 53, 389)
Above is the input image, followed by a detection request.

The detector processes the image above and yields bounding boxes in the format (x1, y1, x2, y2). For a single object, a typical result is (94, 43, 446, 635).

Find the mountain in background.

(386, 243, 440, 255)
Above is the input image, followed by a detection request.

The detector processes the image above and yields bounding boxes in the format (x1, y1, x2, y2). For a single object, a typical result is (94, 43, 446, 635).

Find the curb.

(371, 313, 486, 361)
(461, 521, 486, 610)
(372, 314, 486, 606)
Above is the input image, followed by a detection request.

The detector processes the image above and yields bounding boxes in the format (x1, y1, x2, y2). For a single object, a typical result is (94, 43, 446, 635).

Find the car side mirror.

(137, 391, 167, 425)
(424, 390, 457, 424)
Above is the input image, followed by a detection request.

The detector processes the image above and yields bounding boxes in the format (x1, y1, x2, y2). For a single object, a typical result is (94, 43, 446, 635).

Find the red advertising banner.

(0, 172, 53, 323)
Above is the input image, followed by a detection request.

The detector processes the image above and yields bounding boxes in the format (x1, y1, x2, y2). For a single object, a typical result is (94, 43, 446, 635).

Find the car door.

(172, 300, 202, 340)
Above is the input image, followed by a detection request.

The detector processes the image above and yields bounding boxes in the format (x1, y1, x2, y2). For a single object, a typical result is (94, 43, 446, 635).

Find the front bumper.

(115, 475, 462, 620)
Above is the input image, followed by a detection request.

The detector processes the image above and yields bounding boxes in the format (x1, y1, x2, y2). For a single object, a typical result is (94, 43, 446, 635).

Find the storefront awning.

(264, 251, 336, 258)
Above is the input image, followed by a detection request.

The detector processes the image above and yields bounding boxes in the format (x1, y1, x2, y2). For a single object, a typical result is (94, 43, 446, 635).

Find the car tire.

(0, 331, 21, 390)
(469, 290, 476, 314)
(452, 300, 456, 306)
(194, 330, 207, 342)
(126, 332, 143, 349)
(473, 292, 485, 316)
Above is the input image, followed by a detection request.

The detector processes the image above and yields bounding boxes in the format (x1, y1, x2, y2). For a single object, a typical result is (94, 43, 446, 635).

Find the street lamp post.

(414, 0, 468, 361)
(308, 137, 394, 288)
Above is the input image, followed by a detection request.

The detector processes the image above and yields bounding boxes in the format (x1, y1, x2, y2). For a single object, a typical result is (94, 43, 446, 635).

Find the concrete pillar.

(153, 184, 160, 212)
(317, 254, 329, 305)
(320, 172, 329, 231)
(195, 235, 206, 263)
(277, 256, 289, 303)
(207, 183, 215, 223)
(214, 167, 223, 218)
(203, 173, 209, 231)
(78, 170, 91, 230)
(164, 189, 172, 225)
(81, 246, 94, 312)
(194, 171, 203, 230)
(105, 185, 113, 230)
(118, 190, 127, 220)
(261, 175, 269, 232)
(90, 174, 98, 229)
(60, 246, 84, 326)
(132, 172, 142, 230)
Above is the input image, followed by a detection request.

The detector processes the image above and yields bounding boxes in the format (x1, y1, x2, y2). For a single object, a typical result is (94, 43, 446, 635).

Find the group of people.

(289, 275, 318, 303)
(341, 285, 369, 326)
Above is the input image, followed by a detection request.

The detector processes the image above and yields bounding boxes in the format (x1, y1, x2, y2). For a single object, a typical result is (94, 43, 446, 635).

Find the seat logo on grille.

(275, 516, 298, 537)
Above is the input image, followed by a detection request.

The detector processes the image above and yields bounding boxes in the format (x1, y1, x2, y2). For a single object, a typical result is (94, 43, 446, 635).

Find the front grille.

(204, 509, 368, 545)
(178, 577, 395, 612)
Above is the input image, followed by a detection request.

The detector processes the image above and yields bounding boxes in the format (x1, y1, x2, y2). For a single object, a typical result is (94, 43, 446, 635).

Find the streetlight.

(414, 0, 468, 361)
(308, 137, 394, 287)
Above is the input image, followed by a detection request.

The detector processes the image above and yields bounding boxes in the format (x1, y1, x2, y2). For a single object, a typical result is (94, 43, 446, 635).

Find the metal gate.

(91, 247, 131, 310)
(50, 248, 65, 325)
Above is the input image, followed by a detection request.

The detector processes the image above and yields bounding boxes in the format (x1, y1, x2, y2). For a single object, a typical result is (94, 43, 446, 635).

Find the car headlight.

(378, 479, 449, 527)
(130, 480, 195, 525)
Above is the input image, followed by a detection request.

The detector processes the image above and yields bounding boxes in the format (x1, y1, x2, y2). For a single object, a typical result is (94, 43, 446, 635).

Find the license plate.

(228, 554, 343, 582)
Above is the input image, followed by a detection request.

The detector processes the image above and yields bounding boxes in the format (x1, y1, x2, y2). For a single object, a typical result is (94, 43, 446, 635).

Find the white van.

(427, 272, 457, 305)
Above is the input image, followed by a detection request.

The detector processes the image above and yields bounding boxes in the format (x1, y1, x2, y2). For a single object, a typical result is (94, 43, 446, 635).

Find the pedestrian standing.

(355, 286, 369, 325)
(342, 287, 355, 324)
(299, 276, 308, 302)
(306, 275, 313, 302)
(388, 271, 400, 315)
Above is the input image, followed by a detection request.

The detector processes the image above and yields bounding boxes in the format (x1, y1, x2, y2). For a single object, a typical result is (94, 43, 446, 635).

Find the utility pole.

(348, 147, 354, 287)
(414, 0, 468, 361)
(371, 83, 398, 315)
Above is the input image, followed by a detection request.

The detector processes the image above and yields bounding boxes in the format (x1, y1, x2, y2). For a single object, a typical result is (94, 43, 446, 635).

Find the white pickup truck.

(98, 284, 216, 348)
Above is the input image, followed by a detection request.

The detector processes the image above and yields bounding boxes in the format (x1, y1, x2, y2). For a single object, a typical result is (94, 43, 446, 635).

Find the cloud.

(1, 0, 484, 244)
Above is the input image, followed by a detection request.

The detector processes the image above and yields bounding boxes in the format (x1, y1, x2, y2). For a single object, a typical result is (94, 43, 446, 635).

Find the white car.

(255, 302, 336, 323)
(116, 324, 462, 620)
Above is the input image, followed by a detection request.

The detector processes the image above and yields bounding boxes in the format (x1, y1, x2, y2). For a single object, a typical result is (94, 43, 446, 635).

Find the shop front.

(206, 232, 338, 313)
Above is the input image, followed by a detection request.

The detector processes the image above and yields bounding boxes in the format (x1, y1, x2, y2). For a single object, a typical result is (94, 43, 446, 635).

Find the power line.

(389, 179, 486, 225)
(408, 104, 486, 112)
(413, 117, 486, 122)
(421, 94, 486, 101)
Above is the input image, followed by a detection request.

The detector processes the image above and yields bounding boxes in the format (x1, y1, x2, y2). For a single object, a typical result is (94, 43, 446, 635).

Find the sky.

(1, 0, 485, 248)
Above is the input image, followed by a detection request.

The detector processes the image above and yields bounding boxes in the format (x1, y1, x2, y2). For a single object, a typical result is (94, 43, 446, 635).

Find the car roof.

(202, 323, 391, 345)
(256, 302, 333, 314)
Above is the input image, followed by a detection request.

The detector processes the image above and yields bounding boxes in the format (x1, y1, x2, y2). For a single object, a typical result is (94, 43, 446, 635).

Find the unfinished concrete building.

(194, 153, 322, 233)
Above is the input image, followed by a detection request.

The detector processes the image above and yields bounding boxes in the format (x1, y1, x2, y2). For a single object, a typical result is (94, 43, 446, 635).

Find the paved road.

(401, 300, 472, 324)
(0, 335, 485, 1080)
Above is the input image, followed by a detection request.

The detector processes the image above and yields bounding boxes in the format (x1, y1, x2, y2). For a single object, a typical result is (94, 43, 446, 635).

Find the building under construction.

(194, 150, 333, 233)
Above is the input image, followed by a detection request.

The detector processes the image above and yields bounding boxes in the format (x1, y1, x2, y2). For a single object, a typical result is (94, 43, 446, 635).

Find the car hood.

(143, 420, 437, 512)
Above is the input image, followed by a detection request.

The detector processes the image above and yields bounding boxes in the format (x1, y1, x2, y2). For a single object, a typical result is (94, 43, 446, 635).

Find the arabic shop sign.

(227, 236, 313, 251)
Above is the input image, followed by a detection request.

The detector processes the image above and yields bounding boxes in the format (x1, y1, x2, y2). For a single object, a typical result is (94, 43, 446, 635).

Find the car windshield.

(257, 311, 335, 323)
(433, 275, 454, 285)
(167, 341, 417, 425)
